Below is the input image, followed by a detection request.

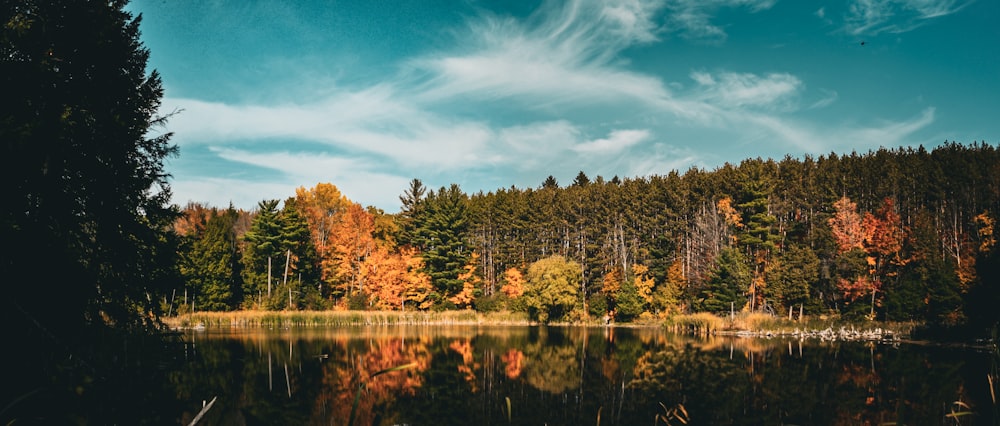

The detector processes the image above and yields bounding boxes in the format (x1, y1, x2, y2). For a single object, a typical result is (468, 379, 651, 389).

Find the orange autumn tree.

(632, 264, 656, 306)
(399, 248, 434, 310)
(829, 196, 876, 313)
(830, 196, 868, 252)
(295, 183, 352, 301)
(174, 202, 216, 237)
(449, 253, 480, 309)
(330, 203, 376, 297)
(365, 246, 433, 311)
(500, 267, 525, 299)
(864, 198, 904, 293)
(362, 245, 407, 310)
(829, 196, 905, 318)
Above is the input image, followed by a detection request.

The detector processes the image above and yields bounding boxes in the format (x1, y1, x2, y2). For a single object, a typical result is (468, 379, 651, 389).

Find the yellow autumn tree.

(717, 196, 743, 245)
(632, 264, 655, 305)
(653, 259, 687, 314)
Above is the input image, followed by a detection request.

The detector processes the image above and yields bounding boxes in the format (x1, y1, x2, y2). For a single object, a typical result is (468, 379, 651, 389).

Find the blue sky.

(128, 0, 998, 212)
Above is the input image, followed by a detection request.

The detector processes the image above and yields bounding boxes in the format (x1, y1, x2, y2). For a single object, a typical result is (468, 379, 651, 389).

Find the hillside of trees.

(174, 143, 1000, 331)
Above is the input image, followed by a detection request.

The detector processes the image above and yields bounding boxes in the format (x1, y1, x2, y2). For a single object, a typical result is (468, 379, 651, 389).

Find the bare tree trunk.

(283, 249, 291, 286)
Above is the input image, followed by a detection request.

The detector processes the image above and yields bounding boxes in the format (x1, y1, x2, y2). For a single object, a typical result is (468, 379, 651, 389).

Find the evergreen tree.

(397, 178, 426, 248)
(278, 198, 321, 309)
(614, 279, 644, 322)
(184, 207, 241, 311)
(695, 248, 750, 313)
(769, 244, 819, 313)
(240, 200, 318, 309)
(414, 184, 471, 304)
(1, 1, 179, 420)
(542, 175, 559, 189)
(2, 0, 179, 331)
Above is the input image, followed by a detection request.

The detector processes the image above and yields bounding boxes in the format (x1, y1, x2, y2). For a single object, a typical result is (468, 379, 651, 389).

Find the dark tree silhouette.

(2, 0, 179, 421)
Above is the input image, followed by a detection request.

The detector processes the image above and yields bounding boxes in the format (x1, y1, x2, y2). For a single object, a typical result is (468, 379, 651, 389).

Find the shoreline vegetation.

(165, 310, 916, 343)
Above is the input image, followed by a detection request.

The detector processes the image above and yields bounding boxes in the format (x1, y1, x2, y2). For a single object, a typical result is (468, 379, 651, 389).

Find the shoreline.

(163, 310, 921, 343)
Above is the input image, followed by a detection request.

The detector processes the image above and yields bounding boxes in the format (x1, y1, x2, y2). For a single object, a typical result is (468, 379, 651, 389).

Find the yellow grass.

(164, 309, 531, 329)
(666, 312, 726, 334)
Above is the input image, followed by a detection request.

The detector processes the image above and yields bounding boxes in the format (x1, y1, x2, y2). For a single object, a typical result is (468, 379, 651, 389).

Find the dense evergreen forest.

(175, 143, 1000, 331)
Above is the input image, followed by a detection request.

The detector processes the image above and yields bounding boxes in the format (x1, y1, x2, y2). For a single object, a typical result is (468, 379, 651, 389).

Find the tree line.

(175, 143, 1000, 329)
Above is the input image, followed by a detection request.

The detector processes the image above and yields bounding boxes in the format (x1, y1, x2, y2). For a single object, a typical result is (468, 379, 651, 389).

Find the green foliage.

(695, 248, 750, 313)
(615, 279, 644, 322)
(347, 292, 370, 310)
(523, 256, 581, 323)
(2, 0, 178, 330)
(966, 247, 1000, 331)
(885, 213, 962, 324)
(1, 1, 179, 420)
(769, 244, 819, 312)
(588, 293, 609, 317)
(241, 199, 319, 310)
(181, 207, 242, 311)
(396, 178, 426, 248)
(472, 293, 503, 313)
(412, 184, 471, 299)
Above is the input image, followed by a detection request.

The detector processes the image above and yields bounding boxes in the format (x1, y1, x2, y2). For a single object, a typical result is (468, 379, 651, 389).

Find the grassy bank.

(163, 309, 532, 329)
(165, 310, 916, 342)
(666, 311, 916, 340)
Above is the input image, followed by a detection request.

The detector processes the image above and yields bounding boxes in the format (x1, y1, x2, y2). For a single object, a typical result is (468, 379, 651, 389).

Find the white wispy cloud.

(844, 0, 972, 35)
(163, 91, 493, 169)
(689, 71, 802, 110)
(496, 121, 581, 168)
(845, 107, 936, 146)
(808, 89, 839, 110)
(664, 0, 777, 42)
(573, 129, 651, 153)
(208, 148, 413, 209)
(415, 0, 672, 109)
(159, 0, 947, 211)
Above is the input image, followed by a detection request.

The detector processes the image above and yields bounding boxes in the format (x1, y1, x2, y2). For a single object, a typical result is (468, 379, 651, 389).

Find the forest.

(174, 143, 1000, 331)
(6, 1, 999, 423)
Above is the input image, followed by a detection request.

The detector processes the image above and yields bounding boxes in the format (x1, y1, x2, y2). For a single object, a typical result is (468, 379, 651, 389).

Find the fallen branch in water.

(188, 396, 217, 426)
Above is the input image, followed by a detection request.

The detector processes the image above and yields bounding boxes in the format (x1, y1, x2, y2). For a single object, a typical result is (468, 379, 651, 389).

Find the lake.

(168, 325, 995, 425)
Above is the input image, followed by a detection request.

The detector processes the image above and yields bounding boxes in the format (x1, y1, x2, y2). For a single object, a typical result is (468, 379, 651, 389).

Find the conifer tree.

(413, 184, 471, 304)
(185, 207, 241, 311)
(2, 0, 178, 331)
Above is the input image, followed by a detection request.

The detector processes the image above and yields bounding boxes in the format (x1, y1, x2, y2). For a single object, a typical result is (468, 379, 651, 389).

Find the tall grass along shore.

(166, 310, 914, 342)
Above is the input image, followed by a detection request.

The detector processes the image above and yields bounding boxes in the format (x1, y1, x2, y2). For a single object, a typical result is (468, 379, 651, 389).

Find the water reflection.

(172, 326, 995, 425)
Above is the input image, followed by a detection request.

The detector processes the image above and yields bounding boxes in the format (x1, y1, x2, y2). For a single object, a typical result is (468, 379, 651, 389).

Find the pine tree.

(769, 244, 819, 313)
(2, 0, 178, 331)
(695, 248, 751, 313)
(186, 207, 241, 311)
(2, 1, 179, 418)
(412, 184, 471, 304)
(397, 178, 427, 248)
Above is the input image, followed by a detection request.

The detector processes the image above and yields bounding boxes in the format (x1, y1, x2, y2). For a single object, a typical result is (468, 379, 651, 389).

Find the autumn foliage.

(173, 143, 1000, 329)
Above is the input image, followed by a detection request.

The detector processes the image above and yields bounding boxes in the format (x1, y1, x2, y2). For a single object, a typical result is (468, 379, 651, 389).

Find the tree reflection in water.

(170, 326, 995, 425)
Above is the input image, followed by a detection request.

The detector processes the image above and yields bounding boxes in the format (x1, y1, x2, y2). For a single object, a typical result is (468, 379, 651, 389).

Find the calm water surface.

(170, 326, 996, 425)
